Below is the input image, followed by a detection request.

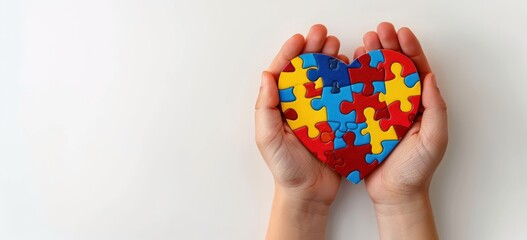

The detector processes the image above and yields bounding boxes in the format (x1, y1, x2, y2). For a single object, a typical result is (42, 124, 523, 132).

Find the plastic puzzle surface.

(278, 50, 421, 184)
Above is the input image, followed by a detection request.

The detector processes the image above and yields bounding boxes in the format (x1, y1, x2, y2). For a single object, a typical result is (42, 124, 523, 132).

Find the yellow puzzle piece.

(278, 57, 322, 90)
(281, 85, 327, 138)
(379, 62, 421, 112)
(361, 107, 398, 154)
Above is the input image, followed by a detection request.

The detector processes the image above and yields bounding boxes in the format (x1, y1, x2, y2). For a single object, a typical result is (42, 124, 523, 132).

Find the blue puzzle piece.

(278, 87, 296, 102)
(404, 72, 420, 88)
(349, 59, 361, 68)
(307, 54, 351, 87)
(372, 81, 386, 94)
(369, 50, 385, 68)
(300, 53, 317, 68)
(345, 122, 370, 146)
(311, 85, 355, 134)
(328, 122, 340, 133)
(351, 83, 364, 93)
(346, 170, 361, 184)
(365, 140, 399, 164)
(334, 137, 346, 149)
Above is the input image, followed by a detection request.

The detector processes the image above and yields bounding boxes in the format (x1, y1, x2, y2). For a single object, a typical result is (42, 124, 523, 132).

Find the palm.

(256, 25, 345, 204)
(273, 124, 341, 202)
(357, 23, 447, 202)
(365, 121, 429, 201)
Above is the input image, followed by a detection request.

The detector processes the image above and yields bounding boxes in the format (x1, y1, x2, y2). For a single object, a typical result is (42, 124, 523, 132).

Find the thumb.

(419, 73, 448, 148)
(255, 71, 284, 150)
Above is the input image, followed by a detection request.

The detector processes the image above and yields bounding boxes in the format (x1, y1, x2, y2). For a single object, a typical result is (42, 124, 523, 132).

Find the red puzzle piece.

(283, 61, 295, 72)
(379, 50, 418, 80)
(283, 108, 298, 120)
(341, 92, 388, 122)
(324, 131, 374, 178)
(293, 122, 335, 162)
(348, 54, 385, 96)
(304, 81, 322, 98)
(379, 95, 421, 140)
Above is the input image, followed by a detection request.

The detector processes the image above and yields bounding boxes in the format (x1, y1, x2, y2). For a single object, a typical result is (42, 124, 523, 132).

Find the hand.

(255, 24, 350, 205)
(357, 22, 448, 205)
(357, 22, 447, 240)
(255, 24, 350, 240)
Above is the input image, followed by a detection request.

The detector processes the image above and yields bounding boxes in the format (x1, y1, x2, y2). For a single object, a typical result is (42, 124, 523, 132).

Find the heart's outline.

(278, 49, 421, 184)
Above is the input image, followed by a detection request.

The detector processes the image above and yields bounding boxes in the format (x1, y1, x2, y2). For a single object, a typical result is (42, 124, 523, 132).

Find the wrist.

(274, 186, 331, 217)
(373, 191, 430, 217)
(266, 187, 330, 240)
(373, 191, 439, 240)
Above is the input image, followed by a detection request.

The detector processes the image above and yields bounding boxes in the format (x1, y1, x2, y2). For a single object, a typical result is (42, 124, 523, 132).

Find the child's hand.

(255, 25, 346, 205)
(357, 23, 448, 206)
(358, 22, 447, 239)
(255, 24, 349, 239)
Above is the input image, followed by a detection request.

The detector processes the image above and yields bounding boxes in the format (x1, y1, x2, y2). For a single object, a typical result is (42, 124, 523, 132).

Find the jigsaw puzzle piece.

(348, 52, 386, 96)
(372, 81, 386, 94)
(379, 50, 418, 80)
(365, 140, 399, 164)
(304, 80, 323, 98)
(404, 72, 420, 88)
(301, 53, 317, 68)
(311, 85, 356, 134)
(341, 92, 388, 123)
(281, 85, 327, 138)
(379, 95, 420, 134)
(379, 62, 421, 112)
(307, 54, 351, 88)
(361, 107, 398, 154)
(283, 108, 298, 120)
(293, 122, 335, 162)
(324, 131, 378, 184)
(368, 49, 385, 67)
(278, 54, 322, 90)
(278, 87, 296, 102)
(346, 171, 361, 184)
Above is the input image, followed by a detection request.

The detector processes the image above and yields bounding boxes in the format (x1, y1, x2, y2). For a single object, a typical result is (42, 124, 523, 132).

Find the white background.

(1, 0, 526, 239)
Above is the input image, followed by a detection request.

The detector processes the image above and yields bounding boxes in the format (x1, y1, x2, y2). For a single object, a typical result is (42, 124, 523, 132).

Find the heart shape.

(278, 49, 421, 184)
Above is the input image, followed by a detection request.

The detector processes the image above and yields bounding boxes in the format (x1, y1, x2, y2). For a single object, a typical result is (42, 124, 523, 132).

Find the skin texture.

(255, 22, 448, 240)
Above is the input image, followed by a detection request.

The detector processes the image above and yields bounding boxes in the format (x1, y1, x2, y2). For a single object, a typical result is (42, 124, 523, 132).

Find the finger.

(338, 54, 350, 64)
(353, 46, 366, 59)
(397, 27, 432, 75)
(321, 35, 340, 57)
(255, 71, 280, 110)
(363, 31, 382, 51)
(303, 24, 328, 53)
(268, 34, 305, 77)
(419, 73, 448, 147)
(377, 22, 401, 51)
(255, 71, 284, 147)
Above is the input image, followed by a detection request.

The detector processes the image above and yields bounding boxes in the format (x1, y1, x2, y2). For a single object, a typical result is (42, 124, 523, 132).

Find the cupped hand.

(358, 22, 448, 204)
(255, 25, 350, 205)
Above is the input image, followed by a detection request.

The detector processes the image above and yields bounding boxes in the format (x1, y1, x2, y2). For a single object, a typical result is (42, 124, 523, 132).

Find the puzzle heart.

(278, 49, 421, 184)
